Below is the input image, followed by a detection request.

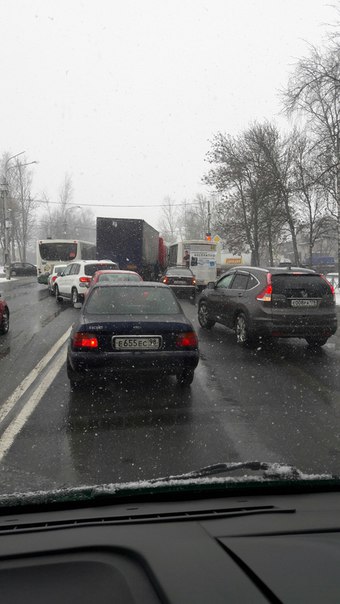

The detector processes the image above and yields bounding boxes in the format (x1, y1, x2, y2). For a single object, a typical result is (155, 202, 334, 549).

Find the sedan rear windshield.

(272, 274, 332, 298)
(166, 268, 193, 276)
(84, 263, 116, 276)
(85, 286, 181, 315)
(97, 273, 141, 282)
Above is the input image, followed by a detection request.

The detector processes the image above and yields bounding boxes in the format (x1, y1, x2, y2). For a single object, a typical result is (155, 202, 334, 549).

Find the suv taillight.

(79, 276, 91, 283)
(256, 273, 272, 302)
(321, 275, 335, 296)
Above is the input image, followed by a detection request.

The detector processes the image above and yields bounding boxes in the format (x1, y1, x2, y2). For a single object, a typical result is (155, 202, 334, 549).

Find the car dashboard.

(1, 489, 340, 603)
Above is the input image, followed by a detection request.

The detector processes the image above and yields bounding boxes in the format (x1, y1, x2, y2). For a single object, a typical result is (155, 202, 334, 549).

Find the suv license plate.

(291, 299, 318, 308)
(113, 336, 161, 350)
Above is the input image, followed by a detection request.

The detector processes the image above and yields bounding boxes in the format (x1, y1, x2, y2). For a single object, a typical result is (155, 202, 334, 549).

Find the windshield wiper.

(149, 461, 335, 483)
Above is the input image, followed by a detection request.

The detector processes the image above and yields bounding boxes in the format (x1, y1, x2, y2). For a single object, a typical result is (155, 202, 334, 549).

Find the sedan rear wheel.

(198, 302, 215, 329)
(177, 368, 195, 387)
(305, 337, 328, 348)
(0, 308, 9, 334)
(67, 359, 83, 390)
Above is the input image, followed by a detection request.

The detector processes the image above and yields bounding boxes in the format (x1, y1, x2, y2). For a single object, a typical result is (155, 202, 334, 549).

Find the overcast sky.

(0, 0, 337, 230)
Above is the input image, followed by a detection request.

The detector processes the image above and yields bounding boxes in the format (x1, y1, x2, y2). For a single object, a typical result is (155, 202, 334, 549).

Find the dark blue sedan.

(67, 282, 199, 388)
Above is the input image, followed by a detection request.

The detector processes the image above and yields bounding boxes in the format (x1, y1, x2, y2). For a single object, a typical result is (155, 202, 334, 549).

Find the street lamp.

(63, 205, 82, 238)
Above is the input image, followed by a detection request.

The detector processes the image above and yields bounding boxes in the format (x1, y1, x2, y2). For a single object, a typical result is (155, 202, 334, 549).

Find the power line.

(34, 199, 213, 208)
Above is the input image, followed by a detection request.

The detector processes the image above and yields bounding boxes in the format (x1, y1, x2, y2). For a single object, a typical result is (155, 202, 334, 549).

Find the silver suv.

(198, 266, 337, 347)
(55, 260, 118, 305)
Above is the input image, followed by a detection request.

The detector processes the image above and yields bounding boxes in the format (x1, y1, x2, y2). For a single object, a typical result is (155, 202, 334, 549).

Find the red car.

(85, 270, 143, 297)
(0, 295, 9, 334)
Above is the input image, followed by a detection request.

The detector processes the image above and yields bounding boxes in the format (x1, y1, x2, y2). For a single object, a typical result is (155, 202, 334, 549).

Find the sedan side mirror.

(207, 281, 215, 289)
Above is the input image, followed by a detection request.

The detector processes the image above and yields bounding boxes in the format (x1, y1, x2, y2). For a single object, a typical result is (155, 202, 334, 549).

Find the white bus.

(168, 240, 217, 289)
(36, 239, 96, 275)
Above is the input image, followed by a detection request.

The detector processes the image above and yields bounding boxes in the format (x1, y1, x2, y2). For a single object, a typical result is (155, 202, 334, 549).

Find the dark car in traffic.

(0, 293, 9, 334)
(9, 262, 37, 277)
(67, 282, 199, 387)
(160, 266, 196, 301)
(198, 266, 337, 347)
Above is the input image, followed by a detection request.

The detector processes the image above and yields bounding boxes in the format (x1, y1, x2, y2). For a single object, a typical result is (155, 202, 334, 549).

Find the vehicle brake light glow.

(176, 332, 198, 348)
(73, 333, 99, 348)
(162, 277, 169, 283)
(256, 273, 272, 302)
(52, 276, 57, 282)
(79, 276, 91, 283)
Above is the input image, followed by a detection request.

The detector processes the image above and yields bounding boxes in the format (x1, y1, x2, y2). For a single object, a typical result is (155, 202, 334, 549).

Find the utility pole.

(0, 183, 11, 279)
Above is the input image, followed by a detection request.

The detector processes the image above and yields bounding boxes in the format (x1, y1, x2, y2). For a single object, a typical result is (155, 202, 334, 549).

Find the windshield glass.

(0, 1, 339, 507)
(167, 268, 193, 276)
(84, 263, 116, 276)
(97, 272, 141, 282)
(86, 285, 181, 315)
(39, 243, 77, 262)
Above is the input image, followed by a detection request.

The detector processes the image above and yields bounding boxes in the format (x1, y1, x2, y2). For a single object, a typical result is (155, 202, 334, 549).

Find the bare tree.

(282, 43, 340, 274)
(291, 132, 330, 265)
(177, 194, 214, 240)
(158, 196, 179, 243)
(0, 154, 38, 262)
(205, 124, 287, 265)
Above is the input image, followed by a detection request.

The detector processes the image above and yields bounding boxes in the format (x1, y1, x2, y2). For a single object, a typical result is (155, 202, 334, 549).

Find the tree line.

(0, 159, 95, 264)
(159, 18, 340, 271)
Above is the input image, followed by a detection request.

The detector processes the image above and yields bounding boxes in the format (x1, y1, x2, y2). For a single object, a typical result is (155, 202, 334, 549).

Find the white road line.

(0, 347, 67, 462)
(0, 327, 71, 426)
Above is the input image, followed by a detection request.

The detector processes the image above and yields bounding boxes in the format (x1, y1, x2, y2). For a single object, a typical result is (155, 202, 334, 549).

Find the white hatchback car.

(55, 260, 118, 305)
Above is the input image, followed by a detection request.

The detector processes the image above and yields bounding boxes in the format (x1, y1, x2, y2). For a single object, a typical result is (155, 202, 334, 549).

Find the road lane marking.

(0, 327, 71, 426)
(0, 348, 67, 462)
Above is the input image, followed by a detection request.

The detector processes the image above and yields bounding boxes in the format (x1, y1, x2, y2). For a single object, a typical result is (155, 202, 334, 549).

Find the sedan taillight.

(176, 332, 198, 349)
(72, 332, 98, 348)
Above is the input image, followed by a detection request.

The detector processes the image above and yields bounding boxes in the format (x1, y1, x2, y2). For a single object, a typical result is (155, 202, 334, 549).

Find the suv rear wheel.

(71, 287, 80, 305)
(198, 302, 215, 329)
(55, 285, 62, 303)
(235, 313, 255, 346)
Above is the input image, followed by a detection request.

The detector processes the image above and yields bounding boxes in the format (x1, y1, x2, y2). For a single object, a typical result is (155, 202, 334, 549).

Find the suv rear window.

(85, 263, 116, 276)
(272, 274, 332, 298)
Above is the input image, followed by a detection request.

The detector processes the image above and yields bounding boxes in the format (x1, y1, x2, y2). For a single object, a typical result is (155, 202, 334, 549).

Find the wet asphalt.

(0, 278, 340, 494)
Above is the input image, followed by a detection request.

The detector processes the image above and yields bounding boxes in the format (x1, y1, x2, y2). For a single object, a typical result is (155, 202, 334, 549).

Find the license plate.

(113, 336, 162, 350)
(291, 299, 318, 308)
(173, 280, 186, 285)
